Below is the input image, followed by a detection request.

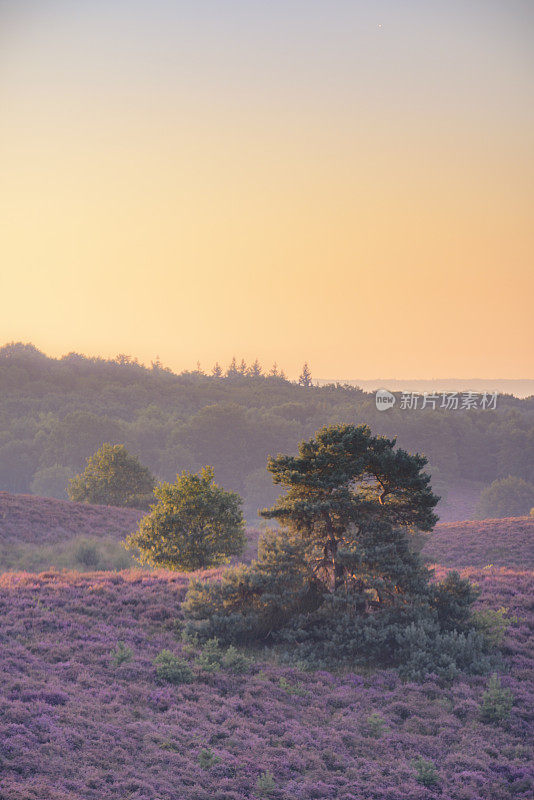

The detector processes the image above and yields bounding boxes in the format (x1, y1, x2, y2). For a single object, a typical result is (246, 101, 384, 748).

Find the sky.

(1, 0, 533, 379)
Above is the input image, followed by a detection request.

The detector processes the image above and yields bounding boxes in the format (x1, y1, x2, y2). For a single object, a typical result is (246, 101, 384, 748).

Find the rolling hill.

(1, 491, 532, 571)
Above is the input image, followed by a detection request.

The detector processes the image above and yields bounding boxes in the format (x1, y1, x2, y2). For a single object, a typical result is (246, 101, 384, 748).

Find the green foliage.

(256, 770, 276, 796)
(183, 528, 319, 642)
(153, 650, 193, 684)
(125, 467, 245, 571)
(111, 641, 133, 666)
(431, 570, 479, 632)
(195, 638, 223, 673)
(277, 677, 307, 696)
(68, 443, 155, 509)
(184, 425, 487, 678)
(473, 475, 534, 519)
(1, 344, 533, 521)
(413, 756, 440, 787)
(0, 535, 135, 574)
(221, 645, 252, 674)
(480, 673, 514, 724)
(198, 748, 221, 769)
(473, 606, 516, 648)
(361, 713, 388, 738)
(30, 464, 73, 500)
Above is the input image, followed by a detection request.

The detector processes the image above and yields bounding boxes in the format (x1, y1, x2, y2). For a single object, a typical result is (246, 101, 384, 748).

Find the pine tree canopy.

(260, 424, 439, 591)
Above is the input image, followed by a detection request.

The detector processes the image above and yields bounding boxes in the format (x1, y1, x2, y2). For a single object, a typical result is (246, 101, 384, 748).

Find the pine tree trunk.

(324, 512, 344, 591)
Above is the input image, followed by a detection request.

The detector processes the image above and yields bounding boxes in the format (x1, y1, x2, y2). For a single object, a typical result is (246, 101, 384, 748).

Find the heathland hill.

(1, 491, 533, 571)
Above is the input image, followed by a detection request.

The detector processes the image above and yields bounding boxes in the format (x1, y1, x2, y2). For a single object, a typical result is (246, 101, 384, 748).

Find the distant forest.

(1, 342, 533, 520)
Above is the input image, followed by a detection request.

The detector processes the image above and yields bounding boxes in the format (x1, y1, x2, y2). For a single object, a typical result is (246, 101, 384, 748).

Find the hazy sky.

(1, 0, 533, 378)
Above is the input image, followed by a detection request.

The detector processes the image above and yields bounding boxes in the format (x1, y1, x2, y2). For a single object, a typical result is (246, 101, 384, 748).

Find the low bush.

(221, 645, 252, 674)
(194, 638, 223, 673)
(480, 673, 514, 724)
(473, 606, 516, 647)
(256, 770, 276, 796)
(198, 748, 221, 769)
(111, 641, 133, 666)
(413, 756, 440, 787)
(361, 712, 388, 738)
(75, 540, 101, 568)
(153, 650, 193, 685)
(277, 676, 307, 696)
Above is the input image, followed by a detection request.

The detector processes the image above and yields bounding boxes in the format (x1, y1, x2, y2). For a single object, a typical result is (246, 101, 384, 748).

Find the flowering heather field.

(422, 517, 534, 569)
(0, 492, 143, 545)
(0, 563, 532, 800)
(0, 486, 489, 549)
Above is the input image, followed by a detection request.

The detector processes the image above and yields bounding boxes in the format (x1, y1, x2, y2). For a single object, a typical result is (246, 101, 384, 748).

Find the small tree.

(473, 475, 534, 519)
(248, 359, 263, 377)
(226, 357, 238, 378)
(298, 362, 312, 387)
(67, 443, 155, 509)
(124, 467, 245, 570)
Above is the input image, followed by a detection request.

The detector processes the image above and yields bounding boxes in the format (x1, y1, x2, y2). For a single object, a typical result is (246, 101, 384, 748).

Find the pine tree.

(248, 359, 263, 377)
(298, 362, 312, 387)
(238, 358, 247, 375)
(226, 357, 238, 377)
(212, 362, 223, 378)
(260, 424, 438, 592)
(184, 425, 483, 677)
(269, 362, 279, 377)
(185, 425, 440, 636)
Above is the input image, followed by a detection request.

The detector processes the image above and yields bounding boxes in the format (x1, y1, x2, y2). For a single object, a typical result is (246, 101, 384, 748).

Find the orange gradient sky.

(1, 1, 533, 379)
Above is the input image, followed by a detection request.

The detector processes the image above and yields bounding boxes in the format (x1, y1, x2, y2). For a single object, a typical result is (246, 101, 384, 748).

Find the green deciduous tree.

(124, 467, 245, 570)
(473, 475, 534, 519)
(67, 443, 155, 509)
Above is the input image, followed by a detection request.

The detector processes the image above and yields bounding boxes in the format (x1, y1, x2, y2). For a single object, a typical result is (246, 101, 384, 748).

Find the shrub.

(221, 645, 251, 674)
(256, 770, 276, 796)
(413, 756, 439, 787)
(153, 650, 193, 685)
(74, 540, 101, 568)
(277, 677, 307, 696)
(473, 606, 516, 648)
(198, 748, 221, 769)
(195, 638, 223, 673)
(111, 641, 133, 666)
(361, 712, 388, 738)
(480, 673, 514, 724)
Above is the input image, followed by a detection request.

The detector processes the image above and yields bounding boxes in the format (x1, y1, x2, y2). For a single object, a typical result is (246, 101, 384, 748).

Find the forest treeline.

(1, 342, 533, 519)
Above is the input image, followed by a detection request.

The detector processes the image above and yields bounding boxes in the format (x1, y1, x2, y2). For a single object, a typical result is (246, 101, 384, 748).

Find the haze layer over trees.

(1, 343, 532, 519)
